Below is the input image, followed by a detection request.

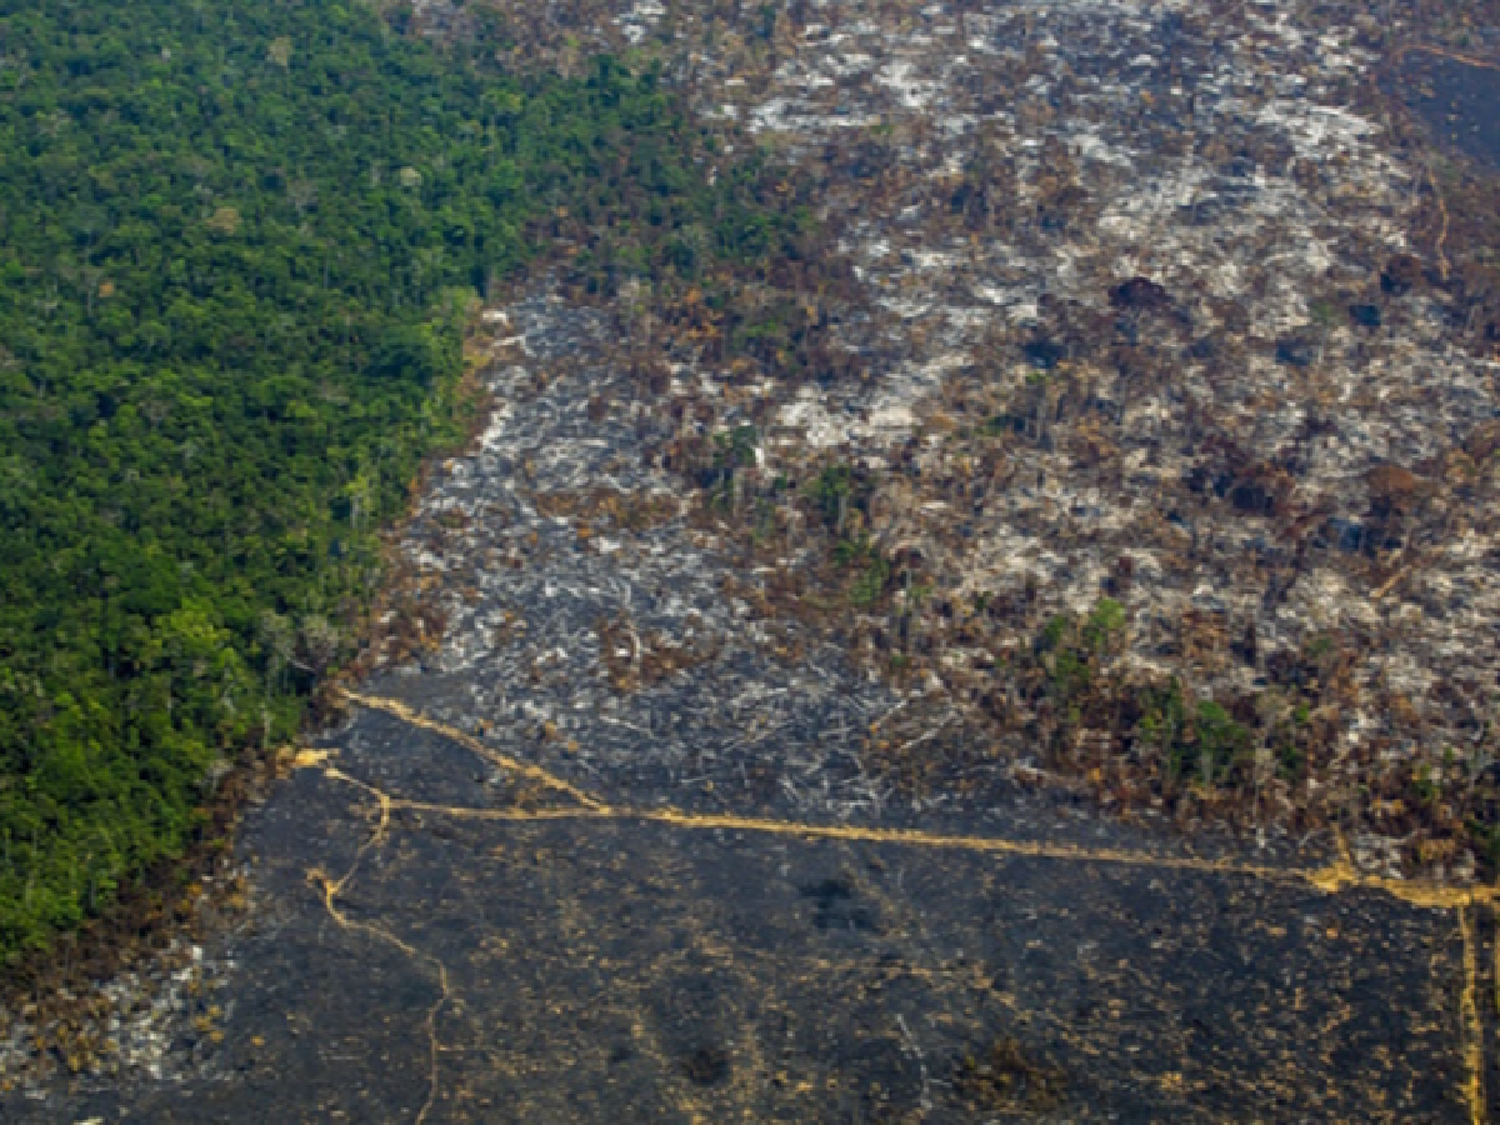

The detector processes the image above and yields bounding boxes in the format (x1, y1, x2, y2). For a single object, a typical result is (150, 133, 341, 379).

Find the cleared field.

(9, 696, 1486, 1122)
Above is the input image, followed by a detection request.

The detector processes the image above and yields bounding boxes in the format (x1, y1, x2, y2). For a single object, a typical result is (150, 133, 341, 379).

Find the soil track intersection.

(8, 681, 1489, 1122)
(305, 689, 1496, 1124)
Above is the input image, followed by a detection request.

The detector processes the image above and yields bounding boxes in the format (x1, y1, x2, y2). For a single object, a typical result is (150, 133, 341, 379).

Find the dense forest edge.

(0, 0, 825, 964)
(12, 0, 1500, 982)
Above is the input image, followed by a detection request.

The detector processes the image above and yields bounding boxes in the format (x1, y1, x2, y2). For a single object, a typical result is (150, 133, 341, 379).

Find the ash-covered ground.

(719, 0, 1500, 876)
(457, 0, 1500, 874)
(365, 296, 909, 826)
(6, 748, 1474, 1122)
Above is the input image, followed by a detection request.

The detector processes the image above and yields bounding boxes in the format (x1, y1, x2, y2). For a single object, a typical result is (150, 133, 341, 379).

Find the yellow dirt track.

(313, 691, 1496, 1124)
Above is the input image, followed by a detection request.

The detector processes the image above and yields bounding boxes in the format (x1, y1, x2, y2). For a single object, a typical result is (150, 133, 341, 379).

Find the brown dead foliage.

(596, 613, 723, 693)
(954, 1037, 1068, 1114)
(530, 486, 679, 531)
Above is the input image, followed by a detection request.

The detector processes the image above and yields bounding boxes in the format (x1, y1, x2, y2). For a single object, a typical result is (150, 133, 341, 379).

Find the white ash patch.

(679, 0, 1500, 844)
(615, 0, 666, 45)
(374, 295, 913, 823)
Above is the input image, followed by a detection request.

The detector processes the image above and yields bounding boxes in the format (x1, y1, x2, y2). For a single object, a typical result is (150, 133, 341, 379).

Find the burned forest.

(398, 0, 1500, 880)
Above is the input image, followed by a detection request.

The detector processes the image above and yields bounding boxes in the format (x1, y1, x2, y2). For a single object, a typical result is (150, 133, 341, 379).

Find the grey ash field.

(437, 0, 1500, 879)
(15, 717, 1474, 1122)
(10, 0, 1500, 1118)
